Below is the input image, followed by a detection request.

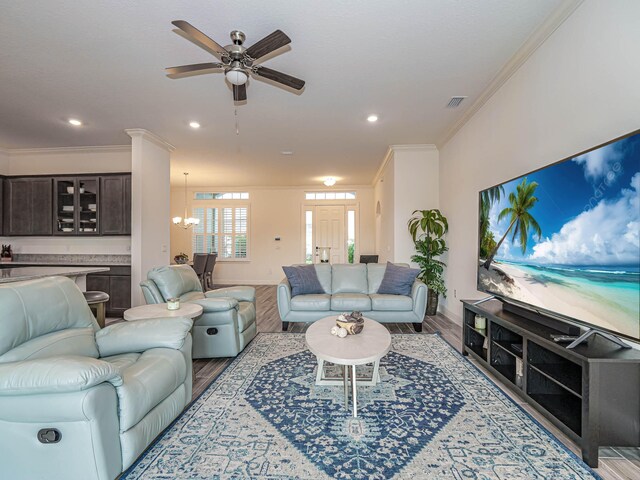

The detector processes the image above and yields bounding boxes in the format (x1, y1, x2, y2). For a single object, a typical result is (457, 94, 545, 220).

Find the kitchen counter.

(0, 266, 110, 290)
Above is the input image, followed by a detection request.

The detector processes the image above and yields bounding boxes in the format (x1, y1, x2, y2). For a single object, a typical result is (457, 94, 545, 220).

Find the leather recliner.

(140, 264, 257, 358)
(0, 276, 194, 480)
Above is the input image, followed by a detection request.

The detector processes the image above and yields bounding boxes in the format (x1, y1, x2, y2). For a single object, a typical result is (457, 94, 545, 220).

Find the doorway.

(303, 205, 358, 264)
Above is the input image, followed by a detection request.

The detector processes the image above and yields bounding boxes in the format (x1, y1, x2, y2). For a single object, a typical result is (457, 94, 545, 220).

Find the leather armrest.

(0, 356, 122, 395)
(96, 317, 193, 357)
(205, 286, 255, 303)
(411, 280, 427, 317)
(277, 279, 292, 319)
(190, 297, 239, 312)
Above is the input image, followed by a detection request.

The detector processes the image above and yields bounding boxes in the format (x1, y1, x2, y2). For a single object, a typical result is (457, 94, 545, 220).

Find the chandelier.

(172, 172, 200, 229)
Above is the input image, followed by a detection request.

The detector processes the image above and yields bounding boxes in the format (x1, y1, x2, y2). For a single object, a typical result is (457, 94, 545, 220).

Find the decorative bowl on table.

(334, 311, 365, 336)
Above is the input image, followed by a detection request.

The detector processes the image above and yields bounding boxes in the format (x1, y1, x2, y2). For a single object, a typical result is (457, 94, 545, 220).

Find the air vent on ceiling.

(446, 96, 467, 108)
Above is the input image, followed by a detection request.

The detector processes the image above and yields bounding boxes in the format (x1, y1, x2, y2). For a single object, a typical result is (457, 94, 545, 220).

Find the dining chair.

(203, 253, 218, 290)
(192, 253, 208, 285)
(359, 254, 379, 264)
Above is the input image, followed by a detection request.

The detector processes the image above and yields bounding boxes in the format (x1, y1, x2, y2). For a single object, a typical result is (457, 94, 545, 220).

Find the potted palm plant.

(407, 209, 449, 316)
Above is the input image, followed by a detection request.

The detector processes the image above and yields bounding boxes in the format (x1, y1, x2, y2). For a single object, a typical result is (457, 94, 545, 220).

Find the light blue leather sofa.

(277, 263, 427, 331)
(0, 276, 193, 480)
(140, 265, 257, 358)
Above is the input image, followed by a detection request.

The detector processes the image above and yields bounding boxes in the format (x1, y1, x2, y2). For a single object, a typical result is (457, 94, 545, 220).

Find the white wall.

(374, 145, 440, 264)
(128, 130, 172, 305)
(439, 0, 640, 324)
(0, 146, 132, 254)
(171, 186, 375, 285)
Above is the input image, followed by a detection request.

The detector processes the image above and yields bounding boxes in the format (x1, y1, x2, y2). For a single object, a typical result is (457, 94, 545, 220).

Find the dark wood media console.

(461, 299, 640, 467)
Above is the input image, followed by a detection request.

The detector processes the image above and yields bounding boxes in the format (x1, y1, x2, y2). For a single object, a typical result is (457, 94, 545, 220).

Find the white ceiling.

(0, 0, 562, 186)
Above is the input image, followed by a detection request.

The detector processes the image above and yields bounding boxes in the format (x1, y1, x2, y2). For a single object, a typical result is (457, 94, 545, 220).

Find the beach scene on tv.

(478, 132, 640, 340)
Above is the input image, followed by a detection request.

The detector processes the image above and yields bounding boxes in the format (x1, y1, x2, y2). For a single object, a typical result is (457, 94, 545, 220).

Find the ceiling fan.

(166, 20, 305, 101)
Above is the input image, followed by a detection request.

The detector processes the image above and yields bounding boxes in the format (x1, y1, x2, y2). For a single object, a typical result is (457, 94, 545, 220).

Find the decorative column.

(125, 129, 174, 306)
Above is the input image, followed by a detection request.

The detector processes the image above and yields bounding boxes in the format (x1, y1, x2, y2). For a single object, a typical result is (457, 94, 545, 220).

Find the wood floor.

(118, 285, 640, 479)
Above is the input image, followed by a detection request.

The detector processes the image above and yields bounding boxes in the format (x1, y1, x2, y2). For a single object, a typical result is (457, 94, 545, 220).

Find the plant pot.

(426, 289, 439, 316)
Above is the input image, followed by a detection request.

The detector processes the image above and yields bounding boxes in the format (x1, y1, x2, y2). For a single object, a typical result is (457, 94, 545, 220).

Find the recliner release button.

(206, 328, 218, 335)
(38, 429, 62, 444)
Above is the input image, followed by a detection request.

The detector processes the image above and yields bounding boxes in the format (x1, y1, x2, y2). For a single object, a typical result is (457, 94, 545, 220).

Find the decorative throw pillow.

(282, 265, 325, 297)
(377, 262, 420, 296)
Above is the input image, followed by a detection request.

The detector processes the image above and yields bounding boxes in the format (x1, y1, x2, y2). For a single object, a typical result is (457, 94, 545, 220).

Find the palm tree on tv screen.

(483, 178, 542, 270)
(479, 185, 504, 259)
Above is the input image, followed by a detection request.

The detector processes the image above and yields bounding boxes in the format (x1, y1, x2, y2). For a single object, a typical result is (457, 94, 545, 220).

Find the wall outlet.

(161, 244, 167, 253)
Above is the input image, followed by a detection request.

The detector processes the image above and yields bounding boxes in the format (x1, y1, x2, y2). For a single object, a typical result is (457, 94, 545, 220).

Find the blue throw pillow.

(282, 265, 325, 297)
(377, 262, 420, 296)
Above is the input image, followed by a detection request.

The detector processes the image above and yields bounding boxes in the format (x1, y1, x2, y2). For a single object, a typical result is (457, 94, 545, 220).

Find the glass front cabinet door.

(54, 177, 99, 235)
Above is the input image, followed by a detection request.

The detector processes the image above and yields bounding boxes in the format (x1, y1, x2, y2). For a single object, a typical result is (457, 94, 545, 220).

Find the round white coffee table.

(123, 303, 203, 321)
(305, 316, 391, 417)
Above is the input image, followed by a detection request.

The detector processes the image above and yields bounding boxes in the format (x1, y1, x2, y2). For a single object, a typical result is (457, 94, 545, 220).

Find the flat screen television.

(477, 130, 640, 342)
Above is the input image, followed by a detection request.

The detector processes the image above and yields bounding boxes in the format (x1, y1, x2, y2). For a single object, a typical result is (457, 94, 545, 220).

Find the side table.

(123, 303, 204, 321)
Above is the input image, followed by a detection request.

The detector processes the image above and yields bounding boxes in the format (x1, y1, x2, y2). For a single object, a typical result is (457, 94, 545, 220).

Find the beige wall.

(393, 146, 439, 264)
(5, 146, 131, 175)
(374, 145, 440, 264)
(0, 149, 8, 174)
(439, 0, 640, 324)
(374, 156, 395, 263)
(171, 186, 375, 285)
(0, 146, 132, 254)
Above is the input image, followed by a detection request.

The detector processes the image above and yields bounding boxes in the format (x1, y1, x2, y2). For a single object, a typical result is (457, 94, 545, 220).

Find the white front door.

(315, 205, 345, 264)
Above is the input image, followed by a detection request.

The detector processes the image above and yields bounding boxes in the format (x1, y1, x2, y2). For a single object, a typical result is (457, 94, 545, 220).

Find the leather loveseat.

(140, 265, 257, 358)
(0, 276, 193, 480)
(277, 263, 427, 331)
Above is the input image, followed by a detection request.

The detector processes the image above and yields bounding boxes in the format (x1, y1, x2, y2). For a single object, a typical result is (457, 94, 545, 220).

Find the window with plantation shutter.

(192, 204, 249, 260)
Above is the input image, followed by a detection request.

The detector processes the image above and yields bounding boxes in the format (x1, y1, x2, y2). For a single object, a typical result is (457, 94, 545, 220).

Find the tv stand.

(472, 295, 497, 306)
(462, 299, 640, 467)
(567, 329, 632, 349)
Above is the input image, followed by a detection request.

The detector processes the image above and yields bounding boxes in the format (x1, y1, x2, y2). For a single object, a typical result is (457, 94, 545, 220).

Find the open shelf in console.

(527, 366, 582, 436)
(528, 341, 582, 396)
(463, 307, 487, 361)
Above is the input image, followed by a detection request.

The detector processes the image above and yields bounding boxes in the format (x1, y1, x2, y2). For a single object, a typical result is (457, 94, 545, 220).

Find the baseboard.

(439, 305, 463, 327)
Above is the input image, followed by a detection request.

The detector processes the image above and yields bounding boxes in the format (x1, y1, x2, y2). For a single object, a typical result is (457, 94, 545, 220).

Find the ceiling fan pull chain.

(235, 108, 239, 136)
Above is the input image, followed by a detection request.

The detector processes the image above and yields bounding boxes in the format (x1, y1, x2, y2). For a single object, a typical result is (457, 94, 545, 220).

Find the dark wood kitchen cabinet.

(100, 175, 131, 235)
(3, 177, 53, 235)
(86, 265, 131, 317)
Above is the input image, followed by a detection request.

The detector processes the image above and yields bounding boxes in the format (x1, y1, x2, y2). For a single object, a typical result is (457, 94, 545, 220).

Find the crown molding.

(372, 144, 438, 185)
(7, 145, 131, 156)
(437, 0, 584, 148)
(125, 128, 175, 152)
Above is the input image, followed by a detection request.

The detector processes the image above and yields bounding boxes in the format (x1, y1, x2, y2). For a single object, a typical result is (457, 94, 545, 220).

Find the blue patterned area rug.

(122, 333, 599, 479)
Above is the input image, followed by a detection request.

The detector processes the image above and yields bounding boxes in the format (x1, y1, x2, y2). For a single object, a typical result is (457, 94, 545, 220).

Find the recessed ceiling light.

(68, 119, 82, 126)
(281, 151, 294, 155)
(189, 121, 201, 129)
(324, 177, 337, 187)
(367, 115, 378, 123)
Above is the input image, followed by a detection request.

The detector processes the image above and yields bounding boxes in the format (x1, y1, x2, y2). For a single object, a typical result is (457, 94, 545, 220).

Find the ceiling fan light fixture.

(226, 68, 248, 86)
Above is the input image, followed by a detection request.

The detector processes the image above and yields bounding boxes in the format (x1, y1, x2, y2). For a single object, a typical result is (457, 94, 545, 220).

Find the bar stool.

(83, 291, 110, 328)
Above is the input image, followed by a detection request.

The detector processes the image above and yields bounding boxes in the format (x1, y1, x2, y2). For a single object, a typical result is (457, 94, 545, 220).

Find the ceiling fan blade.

(244, 30, 291, 61)
(171, 20, 227, 55)
(165, 62, 223, 75)
(233, 84, 247, 101)
(253, 66, 305, 90)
